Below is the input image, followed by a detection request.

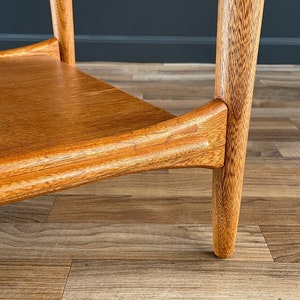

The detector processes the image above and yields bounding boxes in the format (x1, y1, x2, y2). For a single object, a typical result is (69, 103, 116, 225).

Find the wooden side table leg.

(212, 0, 264, 258)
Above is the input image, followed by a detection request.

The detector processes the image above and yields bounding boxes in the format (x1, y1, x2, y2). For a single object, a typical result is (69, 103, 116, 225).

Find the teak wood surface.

(0, 0, 265, 259)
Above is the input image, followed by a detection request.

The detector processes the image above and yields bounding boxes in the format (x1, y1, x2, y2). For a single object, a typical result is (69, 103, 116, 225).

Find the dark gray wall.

(0, 0, 299, 63)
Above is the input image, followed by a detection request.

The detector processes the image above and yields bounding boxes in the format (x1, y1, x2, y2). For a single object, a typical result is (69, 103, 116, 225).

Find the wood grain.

(0, 224, 271, 262)
(275, 142, 300, 158)
(0, 260, 71, 300)
(0, 55, 228, 205)
(0, 196, 55, 223)
(0, 61, 299, 297)
(213, 0, 264, 258)
(54, 169, 213, 198)
(0, 0, 266, 261)
(248, 129, 300, 141)
(53, 157, 300, 199)
(62, 260, 300, 300)
(48, 195, 213, 224)
(0, 38, 60, 60)
(47, 195, 300, 226)
(0, 55, 174, 204)
(0, 56, 173, 160)
(250, 118, 298, 130)
(246, 141, 281, 157)
(50, 0, 75, 66)
(261, 226, 300, 263)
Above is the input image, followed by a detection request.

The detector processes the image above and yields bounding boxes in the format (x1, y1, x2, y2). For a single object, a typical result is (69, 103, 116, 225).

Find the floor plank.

(0, 260, 71, 300)
(0, 224, 272, 262)
(261, 226, 300, 263)
(274, 142, 300, 158)
(0, 196, 55, 223)
(246, 141, 281, 157)
(62, 260, 300, 300)
(47, 195, 213, 224)
(250, 118, 298, 130)
(53, 170, 213, 198)
(47, 195, 299, 226)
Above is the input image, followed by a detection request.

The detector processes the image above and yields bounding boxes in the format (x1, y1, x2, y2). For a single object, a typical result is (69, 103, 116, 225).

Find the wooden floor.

(0, 63, 299, 299)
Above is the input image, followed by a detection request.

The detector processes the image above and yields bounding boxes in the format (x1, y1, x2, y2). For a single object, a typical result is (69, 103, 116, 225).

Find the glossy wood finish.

(0, 56, 173, 159)
(212, 0, 265, 258)
(0, 55, 227, 205)
(0, 38, 60, 60)
(0, 55, 172, 204)
(50, 0, 75, 66)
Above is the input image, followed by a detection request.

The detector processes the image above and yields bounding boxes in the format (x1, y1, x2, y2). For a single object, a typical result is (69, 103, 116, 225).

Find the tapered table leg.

(212, 0, 264, 258)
